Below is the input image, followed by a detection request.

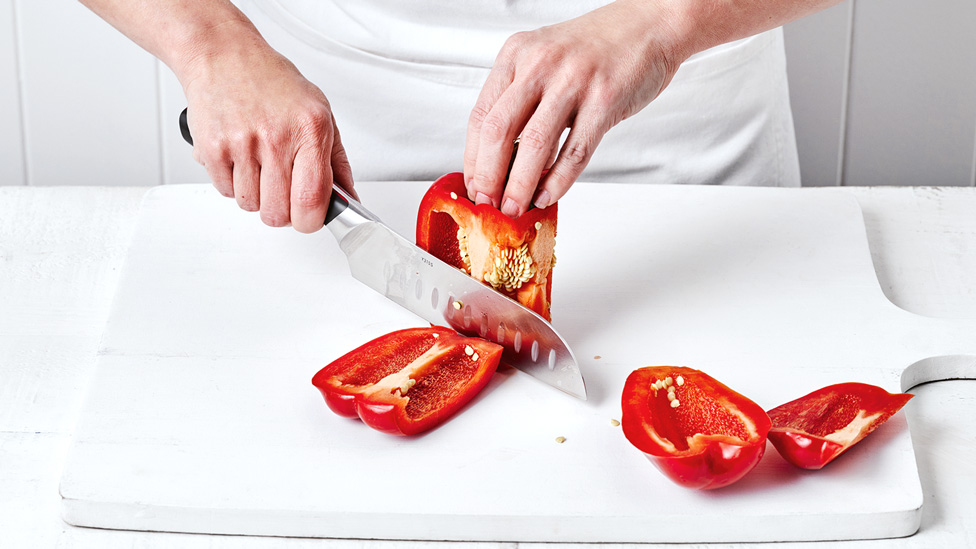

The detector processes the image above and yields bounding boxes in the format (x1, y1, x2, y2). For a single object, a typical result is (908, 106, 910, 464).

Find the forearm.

(633, 0, 847, 64)
(78, 0, 269, 85)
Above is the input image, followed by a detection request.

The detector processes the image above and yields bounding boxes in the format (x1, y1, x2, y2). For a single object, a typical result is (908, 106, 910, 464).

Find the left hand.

(463, 0, 684, 217)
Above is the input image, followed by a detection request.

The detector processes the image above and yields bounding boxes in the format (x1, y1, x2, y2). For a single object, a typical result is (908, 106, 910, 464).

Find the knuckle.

(589, 80, 621, 112)
(468, 101, 492, 128)
(200, 136, 231, 162)
(480, 112, 510, 142)
(225, 130, 253, 154)
(469, 172, 499, 196)
(255, 124, 279, 146)
(295, 183, 327, 209)
(563, 139, 590, 167)
(518, 126, 550, 152)
(506, 174, 535, 193)
(296, 107, 333, 140)
(500, 32, 527, 56)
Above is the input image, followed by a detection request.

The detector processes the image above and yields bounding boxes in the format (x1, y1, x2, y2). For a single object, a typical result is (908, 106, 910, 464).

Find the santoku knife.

(179, 108, 586, 399)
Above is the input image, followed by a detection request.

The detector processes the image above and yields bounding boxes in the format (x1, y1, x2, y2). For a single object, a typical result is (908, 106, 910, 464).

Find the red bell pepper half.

(621, 366, 771, 490)
(416, 172, 557, 321)
(766, 382, 913, 470)
(312, 327, 503, 436)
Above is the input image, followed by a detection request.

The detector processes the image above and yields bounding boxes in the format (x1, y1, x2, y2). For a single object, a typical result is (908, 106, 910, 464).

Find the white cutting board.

(60, 183, 976, 543)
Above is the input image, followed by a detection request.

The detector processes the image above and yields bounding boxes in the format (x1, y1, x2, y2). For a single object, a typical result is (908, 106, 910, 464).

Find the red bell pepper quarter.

(766, 382, 913, 470)
(621, 366, 771, 490)
(416, 172, 557, 321)
(312, 327, 503, 436)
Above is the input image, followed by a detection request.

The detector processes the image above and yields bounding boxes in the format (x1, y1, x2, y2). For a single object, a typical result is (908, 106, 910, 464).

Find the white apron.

(236, 0, 800, 187)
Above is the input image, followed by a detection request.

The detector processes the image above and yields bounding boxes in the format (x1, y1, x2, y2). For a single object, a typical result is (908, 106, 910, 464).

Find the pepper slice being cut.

(312, 327, 503, 436)
(416, 172, 557, 321)
(621, 366, 771, 490)
(766, 382, 913, 470)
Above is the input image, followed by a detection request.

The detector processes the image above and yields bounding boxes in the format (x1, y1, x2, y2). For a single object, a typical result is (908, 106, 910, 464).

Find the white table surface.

(1, 184, 974, 548)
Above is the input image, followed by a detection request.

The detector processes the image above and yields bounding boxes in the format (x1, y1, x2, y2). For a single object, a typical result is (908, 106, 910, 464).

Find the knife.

(179, 109, 586, 399)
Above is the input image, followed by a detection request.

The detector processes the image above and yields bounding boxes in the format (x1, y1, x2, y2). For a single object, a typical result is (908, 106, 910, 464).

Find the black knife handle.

(178, 107, 347, 225)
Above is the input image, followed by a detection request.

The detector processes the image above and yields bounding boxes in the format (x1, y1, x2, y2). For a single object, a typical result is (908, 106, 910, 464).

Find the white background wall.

(1, 0, 974, 188)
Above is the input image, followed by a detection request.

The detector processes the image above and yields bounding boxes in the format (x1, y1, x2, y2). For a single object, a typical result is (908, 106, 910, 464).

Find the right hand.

(180, 31, 356, 233)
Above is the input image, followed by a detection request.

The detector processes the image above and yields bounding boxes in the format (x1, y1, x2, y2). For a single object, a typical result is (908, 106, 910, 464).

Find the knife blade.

(325, 186, 586, 399)
(179, 108, 586, 399)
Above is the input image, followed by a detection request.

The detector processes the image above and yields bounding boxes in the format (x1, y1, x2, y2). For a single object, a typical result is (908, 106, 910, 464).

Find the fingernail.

(475, 192, 494, 207)
(533, 190, 552, 209)
(501, 197, 520, 218)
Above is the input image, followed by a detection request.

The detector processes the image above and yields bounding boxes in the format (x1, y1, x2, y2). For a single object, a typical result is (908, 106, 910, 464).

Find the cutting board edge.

(60, 496, 922, 544)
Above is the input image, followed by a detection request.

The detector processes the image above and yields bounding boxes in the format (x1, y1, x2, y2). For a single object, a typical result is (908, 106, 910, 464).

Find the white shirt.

(236, 0, 800, 186)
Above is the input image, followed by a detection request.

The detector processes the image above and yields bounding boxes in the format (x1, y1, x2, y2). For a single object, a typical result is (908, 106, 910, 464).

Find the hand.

(181, 30, 356, 233)
(463, 0, 683, 217)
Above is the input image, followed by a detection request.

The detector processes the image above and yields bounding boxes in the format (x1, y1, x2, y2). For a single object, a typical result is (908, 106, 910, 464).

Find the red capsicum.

(766, 382, 913, 470)
(621, 366, 771, 490)
(312, 327, 503, 436)
(416, 172, 557, 321)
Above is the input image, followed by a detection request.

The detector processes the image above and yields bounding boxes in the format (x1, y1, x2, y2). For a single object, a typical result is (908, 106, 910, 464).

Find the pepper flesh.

(621, 366, 771, 490)
(312, 327, 502, 436)
(416, 172, 557, 321)
(766, 382, 913, 469)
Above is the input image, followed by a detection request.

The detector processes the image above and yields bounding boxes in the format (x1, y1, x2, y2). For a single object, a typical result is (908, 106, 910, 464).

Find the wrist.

(166, 16, 270, 90)
(605, 0, 698, 90)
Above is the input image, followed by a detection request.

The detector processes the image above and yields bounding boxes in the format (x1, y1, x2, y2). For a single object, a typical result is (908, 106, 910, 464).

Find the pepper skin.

(766, 382, 913, 470)
(416, 172, 557, 321)
(312, 327, 503, 436)
(621, 366, 771, 490)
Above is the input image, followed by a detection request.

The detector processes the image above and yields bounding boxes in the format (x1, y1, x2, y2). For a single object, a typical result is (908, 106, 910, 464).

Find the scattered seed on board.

(555, 436, 566, 444)
(610, 419, 620, 427)
(594, 355, 602, 360)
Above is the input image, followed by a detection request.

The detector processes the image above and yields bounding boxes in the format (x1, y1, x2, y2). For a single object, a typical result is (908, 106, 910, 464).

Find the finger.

(534, 108, 607, 209)
(464, 56, 517, 192)
(258, 149, 292, 228)
(469, 83, 541, 209)
(204, 159, 234, 198)
(329, 115, 358, 201)
(290, 144, 329, 233)
(233, 156, 261, 212)
(499, 97, 574, 218)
